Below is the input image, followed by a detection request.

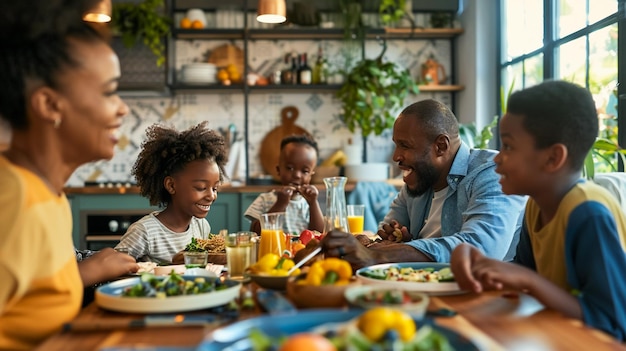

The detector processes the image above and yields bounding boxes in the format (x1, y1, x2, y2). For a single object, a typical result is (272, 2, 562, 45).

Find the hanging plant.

(336, 40, 419, 139)
(112, 0, 171, 66)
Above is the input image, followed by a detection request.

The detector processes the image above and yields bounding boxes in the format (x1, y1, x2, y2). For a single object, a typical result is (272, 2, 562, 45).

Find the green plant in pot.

(336, 40, 419, 152)
(112, 0, 170, 66)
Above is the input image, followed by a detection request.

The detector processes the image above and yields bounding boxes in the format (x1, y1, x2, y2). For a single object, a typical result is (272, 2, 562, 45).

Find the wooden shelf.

(169, 83, 465, 93)
(173, 27, 463, 41)
(419, 84, 464, 92)
(173, 29, 244, 40)
(248, 84, 342, 93)
(169, 83, 244, 92)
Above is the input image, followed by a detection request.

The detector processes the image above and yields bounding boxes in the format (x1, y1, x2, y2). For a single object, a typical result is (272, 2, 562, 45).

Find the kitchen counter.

(63, 179, 404, 195)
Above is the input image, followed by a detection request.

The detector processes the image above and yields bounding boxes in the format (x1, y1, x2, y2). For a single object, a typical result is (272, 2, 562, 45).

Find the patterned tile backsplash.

(62, 39, 455, 187)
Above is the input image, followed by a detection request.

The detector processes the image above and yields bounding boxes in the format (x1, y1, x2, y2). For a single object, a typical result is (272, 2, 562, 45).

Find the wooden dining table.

(36, 284, 625, 351)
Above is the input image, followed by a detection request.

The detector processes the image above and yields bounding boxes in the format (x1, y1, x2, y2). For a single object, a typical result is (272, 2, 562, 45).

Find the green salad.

(361, 266, 455, 283)
(121, 271, 227, 298)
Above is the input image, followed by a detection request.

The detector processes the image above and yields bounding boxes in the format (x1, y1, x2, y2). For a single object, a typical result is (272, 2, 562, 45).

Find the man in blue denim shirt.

(321, 99, 526, 269)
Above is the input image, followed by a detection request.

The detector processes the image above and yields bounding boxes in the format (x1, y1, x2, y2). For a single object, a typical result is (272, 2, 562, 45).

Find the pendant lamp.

(83, 0, 112, 23)
(256, 0, 286, 24)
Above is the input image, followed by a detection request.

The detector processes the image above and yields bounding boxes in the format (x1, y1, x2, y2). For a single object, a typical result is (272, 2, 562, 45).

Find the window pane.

(589, 24, 618, 117)
(502, 63, 524, 94)
(524, 54, 544, 87)
(589, 0, 617, 24)
(502, 0, 544, 59)
(556, 36, 587, 87)
(557, 0, 587, 38)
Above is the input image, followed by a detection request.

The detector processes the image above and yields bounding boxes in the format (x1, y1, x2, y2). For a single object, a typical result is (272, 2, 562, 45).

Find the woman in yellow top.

(0, 0, 134, 349)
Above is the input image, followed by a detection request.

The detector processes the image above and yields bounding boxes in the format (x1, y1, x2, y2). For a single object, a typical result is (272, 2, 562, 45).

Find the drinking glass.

(225, 231, 252, 280)
(258, 212, 286, 258)
(183, 251, 208, 268)
(347, 204, 365, 234)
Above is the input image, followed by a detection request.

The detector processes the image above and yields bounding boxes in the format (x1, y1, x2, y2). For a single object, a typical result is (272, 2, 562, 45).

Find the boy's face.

(276, 143, 317, 187)
(167, 159, 221, 219)
(494, 113, 548, 195)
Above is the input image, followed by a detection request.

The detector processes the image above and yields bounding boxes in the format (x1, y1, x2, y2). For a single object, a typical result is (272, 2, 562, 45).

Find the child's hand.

(275, 186, 297, 206)
(297, 184, 318, 203)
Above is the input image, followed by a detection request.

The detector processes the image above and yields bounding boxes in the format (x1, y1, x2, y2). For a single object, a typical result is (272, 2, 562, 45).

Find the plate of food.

(95, 272, 241, 313)
(198, 309, 479, 351)
(355, 262, 463, 295)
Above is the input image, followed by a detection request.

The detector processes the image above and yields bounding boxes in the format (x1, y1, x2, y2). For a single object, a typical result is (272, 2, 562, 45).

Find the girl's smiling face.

(168, 159, 221, 219)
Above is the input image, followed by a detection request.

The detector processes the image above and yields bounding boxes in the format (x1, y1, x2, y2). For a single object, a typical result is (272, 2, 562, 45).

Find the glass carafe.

(323, 176, 349, 233)
(258, 212, 286, 258)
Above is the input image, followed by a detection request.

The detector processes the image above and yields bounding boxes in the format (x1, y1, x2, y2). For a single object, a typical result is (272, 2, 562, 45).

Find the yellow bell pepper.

(304, 257, 352, 286)
(357, 307, 416, 342)
(254, 253, 280, 273)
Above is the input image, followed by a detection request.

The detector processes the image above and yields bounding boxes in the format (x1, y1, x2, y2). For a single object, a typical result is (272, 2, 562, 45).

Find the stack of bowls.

(180, 63, 217, 84)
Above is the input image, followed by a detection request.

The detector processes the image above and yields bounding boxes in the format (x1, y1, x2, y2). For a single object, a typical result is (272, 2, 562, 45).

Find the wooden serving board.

(259, 106, 312, 181)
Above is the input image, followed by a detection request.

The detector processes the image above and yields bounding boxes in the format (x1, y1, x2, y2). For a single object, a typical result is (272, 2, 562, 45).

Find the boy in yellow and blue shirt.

(451, 80, 626, 341)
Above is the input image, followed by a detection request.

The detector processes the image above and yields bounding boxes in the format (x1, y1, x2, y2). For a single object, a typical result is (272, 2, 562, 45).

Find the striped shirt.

(115, 211, 210, 264)
(244, 192, 310, 235)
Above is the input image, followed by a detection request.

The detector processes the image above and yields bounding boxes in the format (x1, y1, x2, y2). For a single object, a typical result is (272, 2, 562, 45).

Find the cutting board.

(260, 106, 312, 181)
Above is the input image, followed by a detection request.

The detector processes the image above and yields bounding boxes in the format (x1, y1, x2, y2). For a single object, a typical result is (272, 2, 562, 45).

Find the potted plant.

(378, 0, 415, 29)
(112, 0, 171, 66)
(336, 40, 419, 151)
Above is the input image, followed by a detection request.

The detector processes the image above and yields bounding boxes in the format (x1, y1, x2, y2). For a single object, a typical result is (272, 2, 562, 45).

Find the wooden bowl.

(207, 252, 227, 265)
(286, 274, 358, 309)
(249, 273, 290, 290)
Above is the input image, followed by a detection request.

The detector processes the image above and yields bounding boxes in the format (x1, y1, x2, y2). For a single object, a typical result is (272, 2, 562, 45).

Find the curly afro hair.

(132, 121, 228, 207)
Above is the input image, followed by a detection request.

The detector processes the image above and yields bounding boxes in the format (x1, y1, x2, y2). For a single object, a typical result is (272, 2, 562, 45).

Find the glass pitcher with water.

(323, 177, 349, 233)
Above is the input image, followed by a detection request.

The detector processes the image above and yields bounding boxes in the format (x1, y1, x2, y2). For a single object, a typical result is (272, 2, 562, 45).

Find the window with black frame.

(499, 0, 621, 173)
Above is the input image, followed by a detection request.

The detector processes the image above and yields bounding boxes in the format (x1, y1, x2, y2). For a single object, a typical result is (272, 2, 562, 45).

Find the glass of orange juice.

(347, 204, 365, 235)
(258, 212, 286, 258)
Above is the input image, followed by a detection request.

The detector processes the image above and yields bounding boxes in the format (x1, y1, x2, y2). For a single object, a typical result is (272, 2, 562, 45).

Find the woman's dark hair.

(507, 80, 598, 170)
(132, 122, 229, 207)
(0, 0, 105, 130)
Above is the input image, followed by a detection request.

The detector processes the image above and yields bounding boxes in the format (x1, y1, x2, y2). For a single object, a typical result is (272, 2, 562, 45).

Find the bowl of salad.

(344, 286, 429, 319)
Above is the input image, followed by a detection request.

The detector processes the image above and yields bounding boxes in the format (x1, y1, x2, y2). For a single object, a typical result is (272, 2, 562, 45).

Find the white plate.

(355, 262, 464, 295)
(95, 276, 241, 313)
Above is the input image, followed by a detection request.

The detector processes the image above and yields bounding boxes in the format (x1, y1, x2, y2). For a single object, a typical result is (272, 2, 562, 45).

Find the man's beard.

(406, 160, 439, 197)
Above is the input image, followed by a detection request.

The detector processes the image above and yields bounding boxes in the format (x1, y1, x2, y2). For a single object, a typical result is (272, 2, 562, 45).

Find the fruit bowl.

(286, 274, 359, 309)
(249, 273, 290, 290)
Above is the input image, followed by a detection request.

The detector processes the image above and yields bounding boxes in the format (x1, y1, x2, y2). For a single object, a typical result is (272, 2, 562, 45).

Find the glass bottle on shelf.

(298, 53, 312, 85)
(323, 176, 349, 233)
(289, 54, 299, 85)
(312, 45, 328, 84)
(280, 53, 292, 85)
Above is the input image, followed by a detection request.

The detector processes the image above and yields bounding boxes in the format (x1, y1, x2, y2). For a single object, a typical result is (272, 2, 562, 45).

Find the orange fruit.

(179, 17, 192, 29)
(217, 69, 229, 82)
(292, 242, 305, 254)
(191, 20, 204, 29)
(279, 333, 336, 351)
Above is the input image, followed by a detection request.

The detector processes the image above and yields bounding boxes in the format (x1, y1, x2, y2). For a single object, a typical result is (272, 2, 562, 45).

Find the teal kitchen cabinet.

(239, 192, 261, 231)
(68, 193, 157, 250)
(206, 193, 241, 233)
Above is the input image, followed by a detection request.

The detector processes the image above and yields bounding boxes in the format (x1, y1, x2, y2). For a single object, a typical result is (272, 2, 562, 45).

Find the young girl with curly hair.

(116, 122, 228, 264)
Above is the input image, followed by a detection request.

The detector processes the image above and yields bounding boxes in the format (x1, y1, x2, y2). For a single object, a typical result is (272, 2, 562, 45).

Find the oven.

(80, 209, 152, 251)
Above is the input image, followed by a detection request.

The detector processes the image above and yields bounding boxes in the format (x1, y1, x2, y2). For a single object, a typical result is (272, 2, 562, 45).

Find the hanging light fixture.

(83, 0, 112, 23)
(256, 0, 286, 24)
